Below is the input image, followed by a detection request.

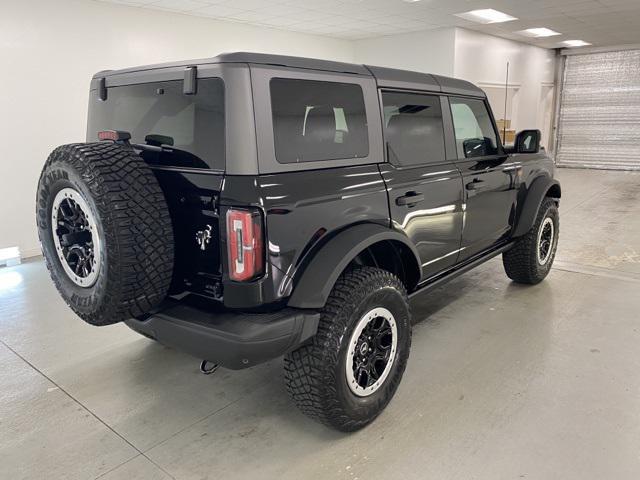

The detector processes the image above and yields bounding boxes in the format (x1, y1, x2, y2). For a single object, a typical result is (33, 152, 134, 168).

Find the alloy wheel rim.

(537, 217, 554, 265)
(51, 188, 101, 287)
(346, 307, 398, 397)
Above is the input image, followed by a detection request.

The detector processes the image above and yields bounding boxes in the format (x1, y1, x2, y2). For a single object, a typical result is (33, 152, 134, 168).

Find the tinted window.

(270, 78, 369, 163)
(382, 92, 445, 166)
(87, 78, 225, 170)
(450, 97, 498, 159)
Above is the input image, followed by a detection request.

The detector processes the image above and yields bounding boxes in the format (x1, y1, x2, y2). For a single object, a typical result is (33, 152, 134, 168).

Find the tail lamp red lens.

(98, 130, 131, 142)
(226, 209, 264, 282)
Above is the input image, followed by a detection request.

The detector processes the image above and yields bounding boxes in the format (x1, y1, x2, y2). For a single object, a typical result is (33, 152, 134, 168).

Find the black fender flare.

(287, 223, 421, 309)
(513, 176, 561, 237)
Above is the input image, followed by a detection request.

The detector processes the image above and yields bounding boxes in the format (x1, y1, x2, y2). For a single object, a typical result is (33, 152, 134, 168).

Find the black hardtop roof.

(93, 51, 485, 97)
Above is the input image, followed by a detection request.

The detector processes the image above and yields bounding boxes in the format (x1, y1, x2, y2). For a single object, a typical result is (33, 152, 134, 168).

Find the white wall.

(354, 28, 457, 76)
(0, 0, 355, 256)
(453, 28, 556, 135)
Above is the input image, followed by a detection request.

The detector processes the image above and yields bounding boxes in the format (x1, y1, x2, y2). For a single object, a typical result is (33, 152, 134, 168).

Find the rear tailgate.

(151, 168, 224, 298)
(87, 76, 226, 299)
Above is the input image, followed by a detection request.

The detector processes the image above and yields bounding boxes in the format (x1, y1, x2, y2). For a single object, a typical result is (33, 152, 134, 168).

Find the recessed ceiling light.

(454, 9, 517, 24)
(517, 27, 561, 38)
(562, 39, 592, 47)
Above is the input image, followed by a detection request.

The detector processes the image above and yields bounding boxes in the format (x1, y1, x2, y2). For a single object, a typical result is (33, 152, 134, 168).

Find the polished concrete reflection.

(1, 168, 640, 479)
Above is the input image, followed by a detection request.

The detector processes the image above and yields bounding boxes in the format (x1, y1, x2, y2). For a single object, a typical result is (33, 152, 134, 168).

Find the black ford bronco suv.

(36, 52, 560, 431)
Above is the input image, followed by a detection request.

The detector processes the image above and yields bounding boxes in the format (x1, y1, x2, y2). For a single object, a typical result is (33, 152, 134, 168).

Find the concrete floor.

(1, 168, 640, 480)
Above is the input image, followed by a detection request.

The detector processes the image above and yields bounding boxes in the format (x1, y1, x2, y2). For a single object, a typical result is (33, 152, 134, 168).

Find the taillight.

(98, 130, 131, 142)
(226, 208, 264, 282)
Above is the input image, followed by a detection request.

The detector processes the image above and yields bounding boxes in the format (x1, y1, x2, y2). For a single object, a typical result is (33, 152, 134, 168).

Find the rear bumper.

(125, 302, 320, 370)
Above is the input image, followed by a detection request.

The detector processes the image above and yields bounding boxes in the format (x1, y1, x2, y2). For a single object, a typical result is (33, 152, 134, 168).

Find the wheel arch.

(513, 175, 561, 238)
(287, 223, 421, 309)
(546, 182, 562, 199)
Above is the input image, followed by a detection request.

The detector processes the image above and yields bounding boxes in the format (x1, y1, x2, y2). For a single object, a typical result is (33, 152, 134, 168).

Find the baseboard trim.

(21, 247, 42, 259)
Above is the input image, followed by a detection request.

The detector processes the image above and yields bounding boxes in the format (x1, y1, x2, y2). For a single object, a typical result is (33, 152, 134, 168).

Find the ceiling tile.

(146, 0, 209, 12)
(93, 0, 640, 48)
(188, 3, 246, 18)
(215, 0, 282, 10)
(256, 16, 301, 27)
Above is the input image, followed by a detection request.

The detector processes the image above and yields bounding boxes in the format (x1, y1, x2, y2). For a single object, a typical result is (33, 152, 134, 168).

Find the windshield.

(87, 78, 225, 170)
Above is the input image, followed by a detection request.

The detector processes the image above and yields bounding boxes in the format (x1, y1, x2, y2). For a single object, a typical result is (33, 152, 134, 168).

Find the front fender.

(287, 223, 421, 309)
(513, 176, 561, 237)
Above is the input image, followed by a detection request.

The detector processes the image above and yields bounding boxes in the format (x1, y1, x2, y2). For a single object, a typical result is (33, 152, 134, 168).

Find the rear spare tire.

(36, 142, 174, 325)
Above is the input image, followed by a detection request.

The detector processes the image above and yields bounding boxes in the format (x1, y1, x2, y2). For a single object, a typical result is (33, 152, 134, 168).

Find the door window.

(382, 92, 445, 167)
(270, 78, 369, 164)
(449, 98, 499, 159)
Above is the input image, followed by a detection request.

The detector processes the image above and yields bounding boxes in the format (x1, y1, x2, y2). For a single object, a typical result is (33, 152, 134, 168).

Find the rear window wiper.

(133, 134, 175, 152)
(98, 130, 175, 154)
(131, 133, 174, 152)
(145, 134, 174, 147)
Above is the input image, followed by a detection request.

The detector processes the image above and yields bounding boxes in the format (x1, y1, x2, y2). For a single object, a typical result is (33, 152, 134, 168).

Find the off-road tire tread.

(503, 197, 558, 284)
(36, 142, 174, 325)
(284, 267, 410, 431)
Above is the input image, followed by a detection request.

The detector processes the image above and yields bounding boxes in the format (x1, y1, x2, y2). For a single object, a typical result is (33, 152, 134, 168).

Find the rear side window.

(270, 78, 369, 163)
(449, 97, 498, 159)
(87, 78, 225, 170)
(382, 92, 445, 167)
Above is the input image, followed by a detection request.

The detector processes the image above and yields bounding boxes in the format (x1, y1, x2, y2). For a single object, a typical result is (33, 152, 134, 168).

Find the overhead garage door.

(556, 49, 640, 170)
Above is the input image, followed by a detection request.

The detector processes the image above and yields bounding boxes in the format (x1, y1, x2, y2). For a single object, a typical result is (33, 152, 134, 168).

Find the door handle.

(502, 165, 522, 172)
(396, 192, 425, 206)
(466, 179, 485, 191)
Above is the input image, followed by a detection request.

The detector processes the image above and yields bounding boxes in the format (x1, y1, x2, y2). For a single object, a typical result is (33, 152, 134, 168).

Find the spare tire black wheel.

(36, 142, 174, 326)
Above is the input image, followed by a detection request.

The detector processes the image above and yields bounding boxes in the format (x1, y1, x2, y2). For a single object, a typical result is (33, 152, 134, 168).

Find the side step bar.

(410, 242, 514, 299)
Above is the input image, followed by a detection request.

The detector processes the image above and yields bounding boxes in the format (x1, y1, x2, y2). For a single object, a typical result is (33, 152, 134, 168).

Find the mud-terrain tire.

(36, 142, 174, 326)
(503, 197, 559, 284)
(284, 267, 411, 431)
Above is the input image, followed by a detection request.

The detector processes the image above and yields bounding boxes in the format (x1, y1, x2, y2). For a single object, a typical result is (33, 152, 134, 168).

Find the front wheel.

(284, 267, 411, 431)
(503, 197, 559, 284)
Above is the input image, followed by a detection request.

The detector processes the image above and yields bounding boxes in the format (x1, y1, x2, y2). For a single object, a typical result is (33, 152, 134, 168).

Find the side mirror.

(514, 130, 541, 154)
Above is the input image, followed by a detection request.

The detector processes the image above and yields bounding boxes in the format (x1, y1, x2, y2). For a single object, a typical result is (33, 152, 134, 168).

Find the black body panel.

(454, 155, 519, 260)
(379, 162, 465, 279)
(220, 165, 390, 308)
(150, 167, 224, 299)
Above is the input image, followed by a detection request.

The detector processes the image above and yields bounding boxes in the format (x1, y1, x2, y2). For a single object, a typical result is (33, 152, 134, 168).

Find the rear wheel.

(36, 142, 174, 325)
(503, 197, 559, 284)
(284, 267, 411, 431)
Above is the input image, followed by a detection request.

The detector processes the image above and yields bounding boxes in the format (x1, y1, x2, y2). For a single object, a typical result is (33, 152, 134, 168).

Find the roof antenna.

(503, 61, 509, 144)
